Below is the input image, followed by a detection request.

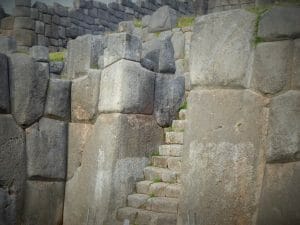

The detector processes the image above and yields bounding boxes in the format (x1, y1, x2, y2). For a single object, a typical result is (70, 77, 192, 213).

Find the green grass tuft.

(133, 19, 142, 28)
(149, 193, 155, 198)
(179, 100, 187, 111)
(150, 151, 160, 157)
(176, 16, 195, 28)
(49, 52, 65, 62)
(154, 32, 161, 37)
(153, 177, 162, 183)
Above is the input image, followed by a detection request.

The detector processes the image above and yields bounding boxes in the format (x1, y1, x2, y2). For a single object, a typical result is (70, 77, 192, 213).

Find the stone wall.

(179, 5, 300, 225)
(0, 0, 194, 51)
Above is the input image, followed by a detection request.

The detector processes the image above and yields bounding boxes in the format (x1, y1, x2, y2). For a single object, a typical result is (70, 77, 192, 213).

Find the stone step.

(152, 156, 182, 171)
(171, 120, 186, 131)
(117, 207, 177, 225)
(127, 194, 149, 209)
(146, 197, 178, 214)
(136, 180, 182, 197)
(165, 131, 183, 144)
(159, 144, 183, 157)
(144, 166, 179, 183)
(179, 109, 186, 120)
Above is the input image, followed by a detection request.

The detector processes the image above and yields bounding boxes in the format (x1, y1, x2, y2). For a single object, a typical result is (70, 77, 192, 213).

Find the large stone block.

(190, 10, 256, 88)
(71, 70, 101, 122)
(14, 17, 34, 30)
(141, 38, 161, 72)
(179, 89, 268, 225)
(26, 118, 67, 179)
(0, 115, 25, 225)
(0, 37, 16, 54)
(258, 6, 300, 41)
(65, 34, 105, 79)
(98, 60, 155, 114)
(0, 16, 15, 30)
(267, 91, 300, 163)
(292, 39, 300, 89)
(29, 45, 49, 62)
(159, 37, 176, 73)
(63, 114, 162, 225)
(154, 74, 185, 127)
(257, 162, 300, 225)
(44, 79, 71, 121)
(0, 53, 10, 113)
(15, 0, 31, 7)
(14, 29, 36, 46)
(148, 6, 178, 33)
(9, 54, 49, 127)
(251, 40, 292, 94)
(104, 32, 141, 67)
(23, 181, 65, 225)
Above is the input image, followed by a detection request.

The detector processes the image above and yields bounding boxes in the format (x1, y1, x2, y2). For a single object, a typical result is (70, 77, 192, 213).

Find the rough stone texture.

(179, 89, 268, 225)
(15, 0, 31, 7)
(67, 123, 94, 180)
(44, 78, 71, 121)
(258, 6, 300, 41)
(14, 29, 36, 46)
(14, 17, 34, 30)
(0, 37, 16, 54)
(292, 39, 300, 89)
(159, 37, 176, 73)
(171, 31, 185, 60)
(190, 10, 256, 88)
(9, 54, 49, 127)
(141, 38, 160, 72)
(29, 45, 49, 62)
(251, 40, 292, 94)
(256, 162, 300, 225)
(63, 114, 162, 225)
(99, 60, 155, 115)
(154, 74, 185, 127)
(49, 61, 64, 74)
(148, 6, 178, 33)
(1, 16, 14, 30)
(26, 118, 68, 180)
(0, 53, 10, 113)
(104, 32, 141, 67)
(267, 91, 300, 163)
(71, 70, 101, 122)
(23, 181, 65, 225)
(0, 115, 25, 225)
(65, 34, 105, 80)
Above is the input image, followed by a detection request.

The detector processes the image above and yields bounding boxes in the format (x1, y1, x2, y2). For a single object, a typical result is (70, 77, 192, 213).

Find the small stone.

(30, 46, 49, 62)
(148, 6, 178, 32)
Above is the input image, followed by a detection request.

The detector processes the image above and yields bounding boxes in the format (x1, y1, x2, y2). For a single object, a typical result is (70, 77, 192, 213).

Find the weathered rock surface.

(190, 9, 255, 87)
(171, 31, 185, 60)
(23, 181, 65, 225)
(159, 37, 176, 73)
(0, 115, 25, 225)
(141, 39, 160, 72)
(71, 70, 101, 121)
(180, 89, 268, 225)
(14, 29, 36, 47)
(26, 118, 67, 180)
(0, 37, 16, 54)
(104, 32, 141, 67)
(63, 114, 162, 225)
(65, 34, 105, 79)
(99, 60, 155, 114)
(154, 74, 185, 127)
(30, 45, 49, 62)
(49, 61, 64, 74)
(257, 162, 300, 225)
(0, 53, 10, 113)
(258, 6, 300, 41)
(251, 40, 292, 94)
(44, 79, 71, 121)
(267, 91, 300, 163)
(148, 6, 178, 33)
(292, 39, 300, 89)
(9, 54, 49, 127)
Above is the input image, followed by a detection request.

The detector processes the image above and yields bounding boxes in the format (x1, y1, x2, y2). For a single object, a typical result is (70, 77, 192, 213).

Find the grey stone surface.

(99, 60, 155, 114)
(257, 162, 300, 225)
(9, 54, 49, 127)
(104, 32, 141, 67)
(44, 78, 71, 121)
(30, 45, 49, 62)
(15, 0, 31, 7)
(13, 17, 34, 30)
(65, 34, 105, 79)
(23, 181, 65, 225)
(179, 89, 268, 225)
(49, 61, 64, 74)
(13, 6, 31, 17)
(159, 37, 176, 73)
(63, 113, 162, 225)
(258, 6, 300, 41)
(142, 15, 150, 28)
(14, 29, 36, 46)
(171, 31, 185, 59)
(0, 16, 14, 30)
(0, 53, 10, 113)
(190, 9, 256, 88)
(0, 115, 25, 225)
(267, 91, 300, 163)
(71, 70, 101, 122)
(154, 74, 185, 127)
(141, 38, 160, 72)
(0, 37, 16, 54)
(148, 6, 178, 32)
(26, 117, 67, 179)
(251, 40, 292, 94)
(292, 39, 300, 89)
(35, 21, 45, 34)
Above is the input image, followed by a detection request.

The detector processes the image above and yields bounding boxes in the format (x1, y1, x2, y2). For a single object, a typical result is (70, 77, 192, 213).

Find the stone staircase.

(117, 109, 187, 225)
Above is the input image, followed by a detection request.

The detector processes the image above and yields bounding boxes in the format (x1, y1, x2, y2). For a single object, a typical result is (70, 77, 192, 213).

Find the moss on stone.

(133, 19, 142, 28)
(176, 16, 195, 28)
(49, 52, 65, 62)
